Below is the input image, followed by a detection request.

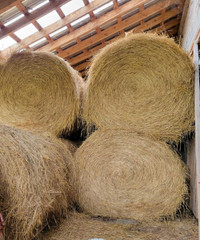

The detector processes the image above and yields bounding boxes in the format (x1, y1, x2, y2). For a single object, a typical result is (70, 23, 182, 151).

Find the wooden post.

(194, 40, 200, 239)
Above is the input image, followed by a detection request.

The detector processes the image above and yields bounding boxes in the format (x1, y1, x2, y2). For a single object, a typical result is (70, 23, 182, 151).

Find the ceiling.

(0, 0, 185, 77)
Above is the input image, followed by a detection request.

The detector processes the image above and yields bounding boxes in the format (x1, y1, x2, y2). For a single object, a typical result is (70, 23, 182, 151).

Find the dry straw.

(72, 130, 187, 221)
(0, 51, 82, 136)
(0, 125, 73, 240)
(83, 33, 194, 142)
(41, 212, 198, 240)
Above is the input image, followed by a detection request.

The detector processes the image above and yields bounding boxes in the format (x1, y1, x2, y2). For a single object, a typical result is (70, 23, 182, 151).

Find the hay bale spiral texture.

(83, 33, 194, 141)
(0, 51, 81, 136)
(0, 125, 73, 240)
(72, 130, 187, 220)
(41, 212, 198, 240)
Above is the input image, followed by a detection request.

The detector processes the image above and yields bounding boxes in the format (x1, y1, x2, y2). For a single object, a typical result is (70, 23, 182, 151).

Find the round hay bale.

(0, 125, 73, 240)
(72, 130, 187, 221)
(0, 51, 81, 136)
(83, 33, 194, 141)
(41, 212, 198, 240)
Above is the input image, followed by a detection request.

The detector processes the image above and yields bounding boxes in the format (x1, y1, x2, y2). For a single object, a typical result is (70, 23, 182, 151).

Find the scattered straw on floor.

(72, 130, 187, 221)
(0, 51, 81, 136)
(0, 125, 73, 240)
(83, 33, 194, 142)
(41, 212, 198, 240)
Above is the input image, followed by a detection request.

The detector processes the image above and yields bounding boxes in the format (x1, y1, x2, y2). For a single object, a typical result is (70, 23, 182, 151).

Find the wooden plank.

(194, 41, 200, 226)
(16, 1, 29, 15)
(0, 0, 110, 56)
(150, 18, 180, 34)
(59, 5, 182, 58)
(74, 60, 91, 71)
(0, 0, 69, 39)
(187, 137, 197, 217)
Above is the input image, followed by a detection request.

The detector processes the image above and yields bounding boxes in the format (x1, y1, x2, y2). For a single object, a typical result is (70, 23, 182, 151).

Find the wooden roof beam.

(37, 0, 156, 52)
(73, 60, 91, 71)
(0, 0, 70, 39)
(56, 8, 65, 19)
(16, 1, 29, 15)
(1, 0, 110, 56)
(58, 0, 183, 58)
(9, 32, 21, 42)
(82, 0, 96, 21)
(113, 0, 119, 9)
(40, 0, 184, 53)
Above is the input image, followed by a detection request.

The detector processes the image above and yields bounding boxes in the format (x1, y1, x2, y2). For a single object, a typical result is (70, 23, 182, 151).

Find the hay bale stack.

(83, 33, 194, 141)
(0, 125, 73, 240)
(72, 130, 187, 221)
(0, 51, 81, 136)
(41, 212, 198, 240)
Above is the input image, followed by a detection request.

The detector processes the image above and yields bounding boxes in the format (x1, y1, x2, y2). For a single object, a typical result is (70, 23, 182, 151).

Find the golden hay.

(83, 33, 194, 142)
(0, 125, 73, 240)
(41, 212, 198, 240)
(72, 130, 187, 221)
(60, 138, 78, 155)
(0, 51, 81, 136)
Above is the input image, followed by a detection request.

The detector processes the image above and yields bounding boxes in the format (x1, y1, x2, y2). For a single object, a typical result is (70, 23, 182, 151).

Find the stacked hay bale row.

(0, 52, 84, 239)
(70, 33, 195, 222)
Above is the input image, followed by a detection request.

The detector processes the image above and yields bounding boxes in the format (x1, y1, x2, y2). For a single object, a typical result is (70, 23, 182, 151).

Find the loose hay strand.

(83, 33, 195, 141)
(0, 51, 82, 136)
(72, 129, 188, 221)
(0, 125, 73, 240)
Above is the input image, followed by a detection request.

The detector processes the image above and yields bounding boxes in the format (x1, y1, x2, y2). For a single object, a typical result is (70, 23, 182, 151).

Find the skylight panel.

(14, 24, 38, 40)
(0, 36, 16, 51)
(117, 0, 131, 5)
(37, 10, 61, 28)
(4, 14, 24, 27)
(1, 6, 24, 27)
(93, 1, 114, 16)
(60, 0, 85, 16)
(29, 0, 49, 12)
(71, 14, 90, 28)
(29, 37, 47, 49)
(49, 26, 69, 39)
(22, 0, 49, 13)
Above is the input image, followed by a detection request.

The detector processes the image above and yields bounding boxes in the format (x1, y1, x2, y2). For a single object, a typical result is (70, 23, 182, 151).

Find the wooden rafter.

(1, 0, 110, 56)
(0, 0, 70, 38)
(58, 0, 183, 58)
